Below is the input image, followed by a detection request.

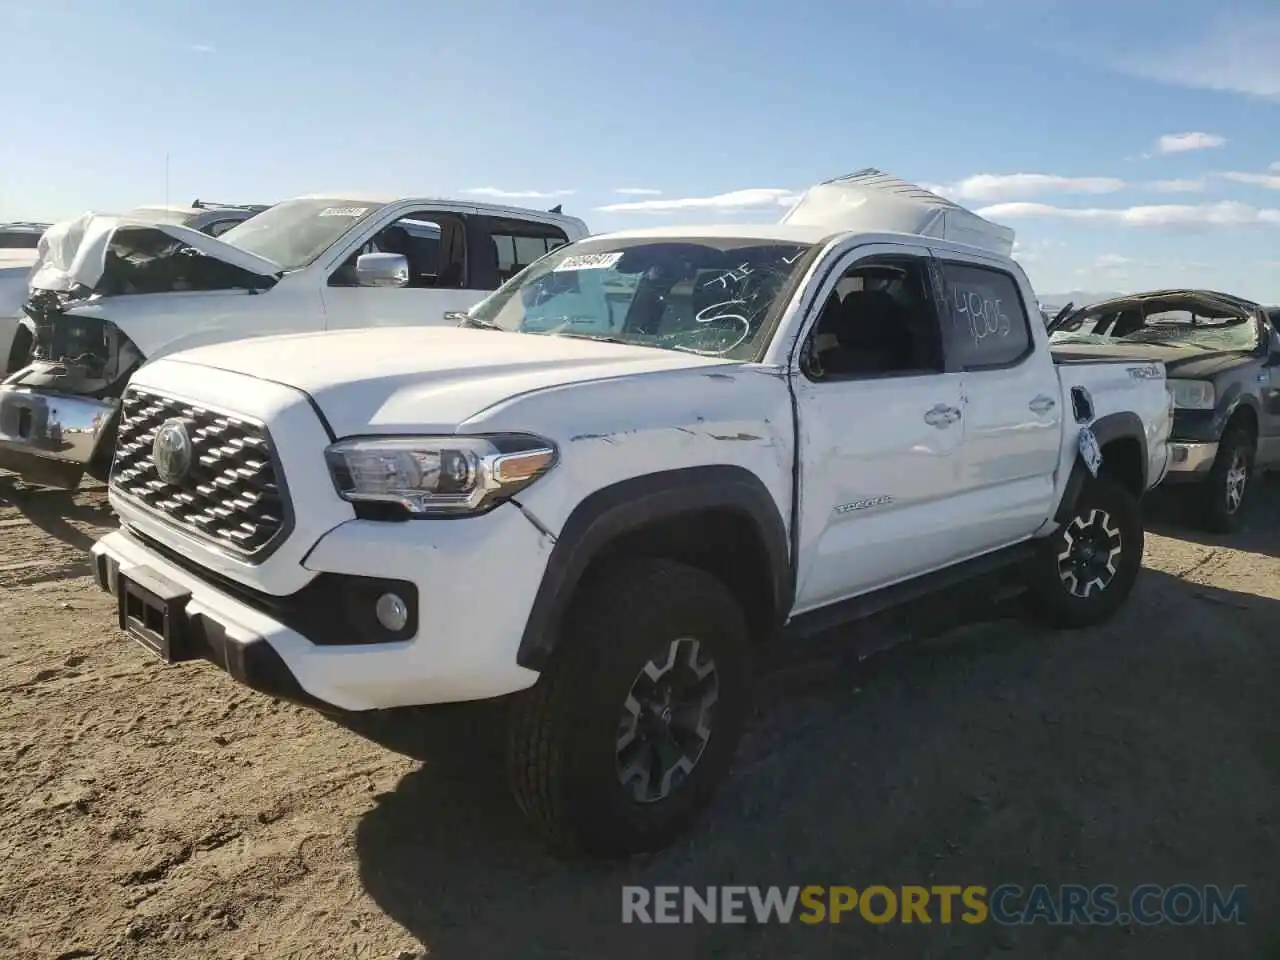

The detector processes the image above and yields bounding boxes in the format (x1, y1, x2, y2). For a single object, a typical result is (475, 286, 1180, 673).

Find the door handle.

(1029, 394, 1057, 415)
(924, 404, 962, 428)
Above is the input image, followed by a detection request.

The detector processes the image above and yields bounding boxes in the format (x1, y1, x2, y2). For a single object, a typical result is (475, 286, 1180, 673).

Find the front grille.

(109, 387, 289, 559)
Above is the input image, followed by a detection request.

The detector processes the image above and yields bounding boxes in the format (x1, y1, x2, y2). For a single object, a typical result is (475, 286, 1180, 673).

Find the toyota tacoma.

(88, 170, 1173, 857)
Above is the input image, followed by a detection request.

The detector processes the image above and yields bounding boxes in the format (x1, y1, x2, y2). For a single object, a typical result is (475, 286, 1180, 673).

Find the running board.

(782, 541, 1037, 645)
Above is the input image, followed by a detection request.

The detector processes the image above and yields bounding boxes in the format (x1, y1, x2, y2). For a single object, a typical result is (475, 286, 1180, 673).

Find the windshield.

(465, 237, 813, 359)
(1050, 304, 1260, 352)
(218, 198, 383, 271)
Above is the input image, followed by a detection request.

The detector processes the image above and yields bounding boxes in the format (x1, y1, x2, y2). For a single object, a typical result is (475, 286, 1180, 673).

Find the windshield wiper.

(456, 313, 500, 330)
(547, 331, 627, 344)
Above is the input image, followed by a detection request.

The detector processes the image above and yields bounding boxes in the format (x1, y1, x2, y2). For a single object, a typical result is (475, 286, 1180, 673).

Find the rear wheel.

(1198, 425, 1254, 534)
(1027, 475, 1144, 628)
(506, 559, 752, 858)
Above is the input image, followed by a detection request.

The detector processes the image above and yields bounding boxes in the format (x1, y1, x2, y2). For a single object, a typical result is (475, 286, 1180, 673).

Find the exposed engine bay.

(4, 289, 144, 396)
(5, 223, 278, 390)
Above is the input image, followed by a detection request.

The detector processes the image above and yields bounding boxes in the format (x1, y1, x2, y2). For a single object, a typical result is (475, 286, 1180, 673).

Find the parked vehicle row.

(0, 195, 587, 488)
(84, 170, 1174, 858)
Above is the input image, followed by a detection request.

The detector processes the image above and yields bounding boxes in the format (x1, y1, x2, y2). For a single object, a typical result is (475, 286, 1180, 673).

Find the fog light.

(374, 592, 409, 632)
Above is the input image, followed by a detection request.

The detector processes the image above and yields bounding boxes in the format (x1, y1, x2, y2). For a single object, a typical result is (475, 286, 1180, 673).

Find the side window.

(489, 220, 569, 284)
(204, 219, 241, 237)
(327, 211, 462, 289)
(0, 231, 41, 249)
(939, 262, 1033, 369)
(802, 256, 945, 380)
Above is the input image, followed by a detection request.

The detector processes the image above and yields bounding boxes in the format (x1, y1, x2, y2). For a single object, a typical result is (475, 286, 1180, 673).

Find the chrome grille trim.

(108, 386, 292, 561)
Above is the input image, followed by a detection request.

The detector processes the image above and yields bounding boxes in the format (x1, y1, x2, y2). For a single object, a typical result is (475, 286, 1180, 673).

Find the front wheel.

(1026, 476, 1144, 628)
(506, 559, 752, 858)
(1198, 426, 1254, 534)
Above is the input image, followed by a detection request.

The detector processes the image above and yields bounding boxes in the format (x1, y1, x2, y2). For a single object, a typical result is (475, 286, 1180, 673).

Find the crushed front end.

(0, 290, 140, 487)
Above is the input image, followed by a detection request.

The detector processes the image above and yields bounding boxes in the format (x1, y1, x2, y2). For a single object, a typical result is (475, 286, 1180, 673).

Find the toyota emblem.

(152, 418, 194, 483)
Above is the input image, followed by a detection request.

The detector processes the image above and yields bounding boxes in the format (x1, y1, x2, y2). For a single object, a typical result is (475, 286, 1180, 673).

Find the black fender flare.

(1053, 411, 1149, 524)
(515, 465, 792, 671)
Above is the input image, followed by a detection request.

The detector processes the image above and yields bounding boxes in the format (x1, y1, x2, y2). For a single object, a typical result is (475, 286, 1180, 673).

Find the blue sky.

(2, 0, 1278, 301)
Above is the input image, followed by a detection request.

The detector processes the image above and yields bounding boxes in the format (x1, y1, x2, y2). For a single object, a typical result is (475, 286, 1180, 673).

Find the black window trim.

(934, 256, 1036, 373)
(798, 250, 955, 385)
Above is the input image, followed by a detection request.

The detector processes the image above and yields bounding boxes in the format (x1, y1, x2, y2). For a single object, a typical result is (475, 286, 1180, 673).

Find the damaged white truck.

(88, 170, 1173, 857)
(0, 196, 587, 487)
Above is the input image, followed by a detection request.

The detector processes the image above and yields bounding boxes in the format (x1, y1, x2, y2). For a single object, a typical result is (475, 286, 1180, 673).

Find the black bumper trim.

(96, 550, 347, 715)
(117, 525, 418, 647)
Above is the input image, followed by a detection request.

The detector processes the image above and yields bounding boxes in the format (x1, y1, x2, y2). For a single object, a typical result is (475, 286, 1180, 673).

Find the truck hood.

(1050, 341, 1254, 378)
(29, 212, 281, 295)
(160, 326, 736, 436)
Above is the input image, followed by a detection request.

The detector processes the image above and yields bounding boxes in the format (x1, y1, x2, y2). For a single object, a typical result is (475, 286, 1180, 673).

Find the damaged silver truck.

(0, 195, 588, 488)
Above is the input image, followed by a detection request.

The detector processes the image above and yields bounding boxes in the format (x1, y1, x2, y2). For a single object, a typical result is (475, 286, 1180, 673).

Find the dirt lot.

(0, 477, 1277, 960)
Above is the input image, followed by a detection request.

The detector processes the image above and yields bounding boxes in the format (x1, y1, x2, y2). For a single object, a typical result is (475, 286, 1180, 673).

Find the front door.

(319, 205, 485, 329)
(790, 243, 968, 611)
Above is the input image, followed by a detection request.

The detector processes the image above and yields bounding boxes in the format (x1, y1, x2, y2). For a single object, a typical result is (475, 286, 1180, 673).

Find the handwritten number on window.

(953, 287, 1010, 344)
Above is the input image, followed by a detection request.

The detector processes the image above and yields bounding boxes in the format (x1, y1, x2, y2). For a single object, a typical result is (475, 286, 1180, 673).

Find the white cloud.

(1094, 254, 1132, 269)
(977, 200, 1280, 228)
(928, 173, 1125, 202)
(191, 44, 215, 53)
(596, 188, 799, 214)
(1148, 178, 1207, 193)
(1219, 171, 1280, 190)
(1155, 132, 1226, 154)
(613, 188, 663, 196)
(463, 187, 575, 199)
(1010, 241, 1038, 263)
(1271, 161, 1280, 172)
(1119, 15, 1280, 100)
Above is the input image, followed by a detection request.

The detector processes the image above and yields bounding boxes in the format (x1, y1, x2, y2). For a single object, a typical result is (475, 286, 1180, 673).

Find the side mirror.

(443, 311, 469, 325)
(355, 252, 409, 288)
(1268, 330, 1280, 365)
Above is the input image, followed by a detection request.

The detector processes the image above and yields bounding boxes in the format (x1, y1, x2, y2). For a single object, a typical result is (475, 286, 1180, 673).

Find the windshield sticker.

(318, 206, 369, 218)
(553, 252, 622, 272)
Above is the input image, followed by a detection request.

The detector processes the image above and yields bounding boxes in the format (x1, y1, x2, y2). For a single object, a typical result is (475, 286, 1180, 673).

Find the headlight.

(1167, 380, 1215, 410)
(324, 433, 557, 517)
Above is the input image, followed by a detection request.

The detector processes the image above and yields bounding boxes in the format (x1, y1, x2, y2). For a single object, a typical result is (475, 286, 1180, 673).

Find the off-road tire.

(506, 558, 752, 858)
(1026, 475, 1144, 628)
(1198, 425, 1255, 534)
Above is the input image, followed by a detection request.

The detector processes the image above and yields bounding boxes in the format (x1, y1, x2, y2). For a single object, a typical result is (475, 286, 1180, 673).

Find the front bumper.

(0, 385, 118, 487)
(90, 502, 550, 712)
(1162, 440, 1219, 480)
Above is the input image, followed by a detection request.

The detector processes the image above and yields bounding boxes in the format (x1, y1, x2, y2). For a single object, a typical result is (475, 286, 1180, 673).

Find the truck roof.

(289, 193, 588, 231)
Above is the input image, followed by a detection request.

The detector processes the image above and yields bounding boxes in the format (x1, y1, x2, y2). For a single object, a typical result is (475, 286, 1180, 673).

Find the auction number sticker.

(318, 206, 369, 217)
(554, 251, 623, 272)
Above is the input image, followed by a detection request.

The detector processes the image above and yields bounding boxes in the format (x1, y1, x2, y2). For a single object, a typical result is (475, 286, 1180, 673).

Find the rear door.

(934, 254, 1062, 549)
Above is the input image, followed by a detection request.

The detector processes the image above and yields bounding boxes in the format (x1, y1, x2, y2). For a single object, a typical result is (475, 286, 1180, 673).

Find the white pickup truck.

(88, 170, 1173, 857)
(0, 195, 587, 488)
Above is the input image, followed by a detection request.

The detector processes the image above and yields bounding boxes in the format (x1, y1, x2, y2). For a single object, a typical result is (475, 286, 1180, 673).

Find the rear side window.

(489, 221, 568, 283)
(939, 262, 1032, 369)
(0, 231, 41, 249)
(203, 219, 242, 237)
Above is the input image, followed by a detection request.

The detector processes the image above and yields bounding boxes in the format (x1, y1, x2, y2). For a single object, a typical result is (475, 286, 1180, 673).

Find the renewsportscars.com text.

(622, 884, 1248, 926)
